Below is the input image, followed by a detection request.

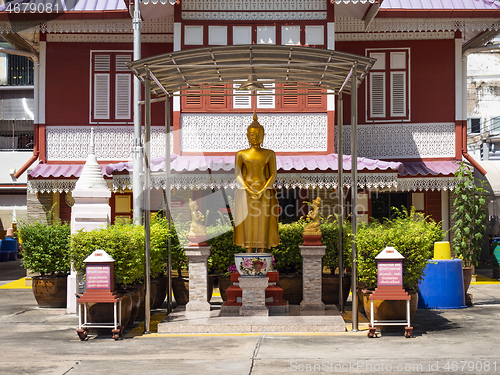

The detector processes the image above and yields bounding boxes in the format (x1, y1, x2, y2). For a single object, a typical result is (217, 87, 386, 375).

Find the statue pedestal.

(300, 246, 326, 311)
(239, 277, 269, 316)
(185, 246, 211, 318)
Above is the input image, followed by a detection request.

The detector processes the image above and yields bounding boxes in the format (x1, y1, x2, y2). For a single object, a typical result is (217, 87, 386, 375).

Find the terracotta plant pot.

(152, 276, 168, 309)
(360, 289, 418, 331)
(136, 285, 145, 320)
(128, 288, 141, 326)
(32, 275, 67, 308)
(118, 286, 141, 326)
(87, 291, 133, 333)
(276, 273, 302, 305)
(172, 276, 214, 305)
(217, 276, 232, 302)
(322, 274, 351, 305)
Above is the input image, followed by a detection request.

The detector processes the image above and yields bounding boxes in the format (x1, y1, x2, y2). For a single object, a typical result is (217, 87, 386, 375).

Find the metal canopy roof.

(126, 44, 376, 97)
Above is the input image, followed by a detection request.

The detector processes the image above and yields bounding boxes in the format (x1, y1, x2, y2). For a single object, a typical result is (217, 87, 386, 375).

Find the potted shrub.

(356, 208, 442, 323)
(18, 219, 71, 308)
(70, 221, 145, 326)
(452, 161, 489, 292)
(271, 220, 306, 304)
(321, 216, 353, 306)
(206, 223, 241, 302)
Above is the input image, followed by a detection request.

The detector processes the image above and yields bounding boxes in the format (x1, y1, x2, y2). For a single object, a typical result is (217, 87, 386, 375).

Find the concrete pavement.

(1, 259, 500, 374)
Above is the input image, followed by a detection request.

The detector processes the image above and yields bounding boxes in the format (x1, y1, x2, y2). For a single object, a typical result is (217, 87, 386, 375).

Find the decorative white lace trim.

(0, 17, 174, 34)
(112, 173, 397, 191)
(182, 11, 327, 20)
(27, 179, 114, 193)
(335, 123, 455, 159)
(46, 126, 172, 160)
(335, 0, 376, 3)
(336, 31, 455, 42)
(28, 174, 457, 193)
(335, 16, 500, 33)
(182, 113, 328, 152)
(142, 0, 177, 4)
(396, 177, 457, 192)
(46, 34, 172, 43)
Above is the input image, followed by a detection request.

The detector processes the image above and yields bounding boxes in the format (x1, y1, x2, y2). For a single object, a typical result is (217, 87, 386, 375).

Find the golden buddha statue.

(233, 112, 280, 253)
(303, 197, 322, 236)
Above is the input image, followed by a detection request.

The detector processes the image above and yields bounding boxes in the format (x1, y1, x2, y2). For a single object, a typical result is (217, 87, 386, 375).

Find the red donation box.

(78, 249, 120, 303)
(370, 246, 409, 300)
(368, 246, 413, 338)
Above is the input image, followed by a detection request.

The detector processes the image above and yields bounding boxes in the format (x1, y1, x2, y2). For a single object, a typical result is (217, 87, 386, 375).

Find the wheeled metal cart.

(368, 297, 413, 338)
(76, 298, 123, 341)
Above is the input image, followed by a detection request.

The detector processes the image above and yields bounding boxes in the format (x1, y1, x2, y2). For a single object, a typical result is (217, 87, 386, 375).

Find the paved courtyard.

(1, 260, 500, 375)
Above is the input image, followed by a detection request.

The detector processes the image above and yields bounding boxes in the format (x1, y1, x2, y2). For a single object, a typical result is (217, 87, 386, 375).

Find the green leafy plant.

(18, 220, 71, 276)
(271, 219, 307, 273)
(356, 207, 442, 290)
(206, 223, 241, 275)
(452, 161, 489, 267)
(321, 215, 353, 272)
(151, 215, 187, 277)
(70, 222, 145, 287)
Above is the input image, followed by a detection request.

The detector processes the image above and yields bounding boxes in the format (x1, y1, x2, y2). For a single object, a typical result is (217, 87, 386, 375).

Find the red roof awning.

(399, 160, 459, 177)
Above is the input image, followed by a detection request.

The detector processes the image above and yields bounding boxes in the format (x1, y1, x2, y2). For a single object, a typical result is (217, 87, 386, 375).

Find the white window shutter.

(94, 73, 110, 119)
(94, 55, 110, 72)
(115, 73, 131, 119)
(391, 71, 406, 117)
(116, 55, 132, 72)
(233, 84, 251, 109)
(257, 83, 275, 109)
(370, 72, 385, 118)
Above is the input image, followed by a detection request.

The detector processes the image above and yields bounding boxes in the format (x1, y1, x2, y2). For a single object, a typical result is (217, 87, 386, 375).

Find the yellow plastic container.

(433, 241, 452, 260)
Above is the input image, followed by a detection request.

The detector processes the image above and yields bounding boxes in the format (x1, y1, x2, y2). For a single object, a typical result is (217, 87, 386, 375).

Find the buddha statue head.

(247, 112, 265, 147)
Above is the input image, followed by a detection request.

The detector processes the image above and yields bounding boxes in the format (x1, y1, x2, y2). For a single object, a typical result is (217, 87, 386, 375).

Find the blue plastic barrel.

(1, 237, 18, 252)
(418, 259, 466, 309)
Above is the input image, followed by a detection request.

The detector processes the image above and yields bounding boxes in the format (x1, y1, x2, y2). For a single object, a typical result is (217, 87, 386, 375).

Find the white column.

(68, 129, 111, 314)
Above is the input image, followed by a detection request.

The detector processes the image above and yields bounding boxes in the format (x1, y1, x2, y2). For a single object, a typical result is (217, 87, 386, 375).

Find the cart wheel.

(77, 329, 88, 341)
(405, 327, 413, 338)
(367, 327, 376, 338)
(112, 327, 122, 341)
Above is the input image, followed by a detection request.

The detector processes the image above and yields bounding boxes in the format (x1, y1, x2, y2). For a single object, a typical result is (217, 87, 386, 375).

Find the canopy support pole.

(337, 93, 344, 314)
(132, 1, 143, 225)
(350, 64, 359, 332)
(165, 97, 173, 315)
(144, 70, 152, 334)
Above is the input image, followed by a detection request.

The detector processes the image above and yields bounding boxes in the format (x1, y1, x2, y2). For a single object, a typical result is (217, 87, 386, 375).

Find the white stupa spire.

(74, 128, 109, 191)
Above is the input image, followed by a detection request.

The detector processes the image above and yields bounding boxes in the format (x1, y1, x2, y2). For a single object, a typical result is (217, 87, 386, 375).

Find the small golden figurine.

(188, 198, 207, 246)
(233, 111, 280, 253)
(303, 197, 322, 236)
(302, 197, 323, 246)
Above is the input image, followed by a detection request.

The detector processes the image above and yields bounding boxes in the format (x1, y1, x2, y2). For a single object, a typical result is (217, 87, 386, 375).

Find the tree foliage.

(451, 161, 489, 267)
